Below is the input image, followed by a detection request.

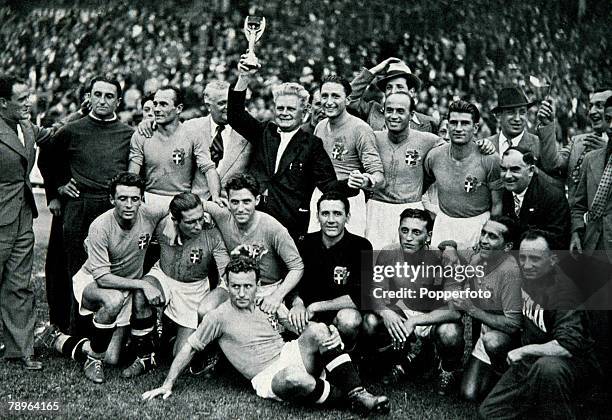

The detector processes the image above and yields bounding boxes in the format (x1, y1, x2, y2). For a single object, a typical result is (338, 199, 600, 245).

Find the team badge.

(266, 312, 280, 332)
(172, 148, 186, 165)
(138, 233, 151, 250)
(464, 175, 479, 193)
(405, 149, 420, 166)
(190, 248, 203, 264)
(331, 142, 347, 161)
(333, 266, 350, 285)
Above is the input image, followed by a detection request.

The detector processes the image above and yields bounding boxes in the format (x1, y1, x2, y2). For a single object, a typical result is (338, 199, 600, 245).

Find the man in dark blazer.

(229, 56, 356, 241)
(347, 58, 437, 133)
(485, 86, 562, 184)
(0, 75, 60, 370)
(501, 146, 570, 249)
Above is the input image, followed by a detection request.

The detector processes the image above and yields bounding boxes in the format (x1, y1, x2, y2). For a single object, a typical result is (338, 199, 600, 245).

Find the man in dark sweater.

(479, 229, 598, 419)
(288, 192, 372, 348)
(49, 75, 134, 334)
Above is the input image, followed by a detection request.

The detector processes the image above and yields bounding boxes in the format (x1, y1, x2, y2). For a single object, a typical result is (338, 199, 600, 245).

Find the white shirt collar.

(88, 112, 118, 122)
(499, 129, 525, 149)
(277, 127, 300, 141)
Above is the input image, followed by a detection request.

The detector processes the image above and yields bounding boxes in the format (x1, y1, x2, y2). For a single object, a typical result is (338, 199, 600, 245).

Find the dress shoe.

(21, 356, 43, 371)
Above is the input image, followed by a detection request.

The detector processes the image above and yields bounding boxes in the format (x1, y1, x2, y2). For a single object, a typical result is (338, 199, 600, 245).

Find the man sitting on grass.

(142, 254, 390, 415)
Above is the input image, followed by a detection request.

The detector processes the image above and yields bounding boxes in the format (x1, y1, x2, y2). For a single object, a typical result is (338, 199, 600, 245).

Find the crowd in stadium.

(0, 0, 611, 418)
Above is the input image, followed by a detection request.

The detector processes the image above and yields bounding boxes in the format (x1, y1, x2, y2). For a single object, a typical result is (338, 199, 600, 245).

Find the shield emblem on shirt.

(333, 266, 350, 285)
(331, 142, 347, 161)
(464, 175, 478, 193)
(138, 233, 151, 250)
(190, 248, 203, 264)
(172, 148, 186, 165)
(405, 149, 420, 166)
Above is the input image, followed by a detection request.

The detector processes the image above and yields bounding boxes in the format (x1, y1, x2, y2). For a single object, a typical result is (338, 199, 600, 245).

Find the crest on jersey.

(172, 148, 186, 165)
(138, 233, 151, 250)
(190, 248, 203, 264)
(266, 312, 280, 332)
(405, 149, 420, 166)
(333, 266, 350, 285)
(331, 142, 347, 161)
(464, 175, 479, 193)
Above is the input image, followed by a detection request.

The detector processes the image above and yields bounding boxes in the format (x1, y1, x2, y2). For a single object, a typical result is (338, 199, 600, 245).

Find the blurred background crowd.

(1, 0, 610, 142)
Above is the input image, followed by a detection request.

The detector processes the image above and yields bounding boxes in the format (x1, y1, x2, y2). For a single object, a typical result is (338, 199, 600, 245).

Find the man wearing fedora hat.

(347, 57, 437, 133)
(485, 86, 561, 180)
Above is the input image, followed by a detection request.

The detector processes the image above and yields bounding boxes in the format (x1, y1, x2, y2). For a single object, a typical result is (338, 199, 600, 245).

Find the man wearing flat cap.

(347, 58, 437, 133)
(485, 86, 561, 182)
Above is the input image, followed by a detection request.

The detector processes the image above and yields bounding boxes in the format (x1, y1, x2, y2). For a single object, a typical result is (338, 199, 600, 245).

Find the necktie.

(571, 149, 587, 185)
(210, 125, 225, 167)
(588, 154, 612, 222)
(513, 193, 522, 216)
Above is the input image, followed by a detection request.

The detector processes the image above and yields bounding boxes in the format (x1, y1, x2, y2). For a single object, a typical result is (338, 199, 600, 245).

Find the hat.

(492, 86, 536, 113)
(376, 62, 422, 92)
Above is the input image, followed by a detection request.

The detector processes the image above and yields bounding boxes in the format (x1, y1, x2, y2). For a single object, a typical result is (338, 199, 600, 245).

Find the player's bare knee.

(303, 322, 331, 343)
(334, 309, 362, 334)
(361, 312, 381, 336)
(100, 291, 126, 319)
(272, 366, 315, 398)
(482, 332, 510, 357)
(435, 322, 464, 347)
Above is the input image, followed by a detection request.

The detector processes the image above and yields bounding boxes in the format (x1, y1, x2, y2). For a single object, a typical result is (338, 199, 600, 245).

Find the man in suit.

(484, 86, 561, 183)
(347, 58, 437, 133)
(538, 88, 612, 204)
(0, 75, 59, 370)
(501, 146, 571, 249)
(184, 80, 252, 199)
(228, 55, 356, 241)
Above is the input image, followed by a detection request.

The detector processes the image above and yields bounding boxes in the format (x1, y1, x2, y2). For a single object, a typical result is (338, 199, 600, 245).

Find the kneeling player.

(362, 208, 464, 394)
(288, 192, 372, 349)
(445, 216, 522, 401)
(142, 255, 390, 415)
(148, 193, 229, 358)
(72, 172, 167, 383)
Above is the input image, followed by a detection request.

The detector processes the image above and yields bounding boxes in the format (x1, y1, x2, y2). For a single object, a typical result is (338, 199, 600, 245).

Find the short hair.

(317, 191, 350, 214)
(520, 229, 554, 250)
(503, 145, 537, 166)
(272, 82, 310, 109)
(321, 75, 352, 97)
(204, 80, 230, 103)
(399, 208, 433, 233)
(605, 96, 612, 109)
(169, 193, 202, 221)
(308, 86, 321, 104)
(448, 100, 480, 123)
(488, 215, 520, 248)
(109, 171, 145, 197)
(224, 173, 260, 197)
(140, 93, 154, 108)
(88, 74, 123, 99)
(0, 75, 25, 100)
(156, 85, 184, 107)
(383, 92, 416, 113)
(224, 254, 260, 284)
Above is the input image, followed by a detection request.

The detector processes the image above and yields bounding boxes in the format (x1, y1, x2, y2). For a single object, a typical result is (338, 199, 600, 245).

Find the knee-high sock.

(54, 334, 89, 362)
(90, 320, 116, 356)
(305, 378, 342, 404)
(320, 347, 362, 395)
(130, 313, 157, 358)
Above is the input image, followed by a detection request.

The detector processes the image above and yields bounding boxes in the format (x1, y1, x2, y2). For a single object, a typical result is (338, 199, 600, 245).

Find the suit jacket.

(0, 118, 54, 226)
(572, 148, 612, 255)
(347, 68, 437, 133)
(486, 125, 564, 188)
(183, 115, 252, 198)
(502, 171, 571, 249)
(228, 88, 355, 237)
